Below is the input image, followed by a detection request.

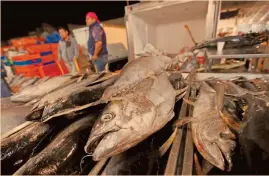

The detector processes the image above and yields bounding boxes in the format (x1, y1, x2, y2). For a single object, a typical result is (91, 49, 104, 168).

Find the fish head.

(85, 97, 156, 161)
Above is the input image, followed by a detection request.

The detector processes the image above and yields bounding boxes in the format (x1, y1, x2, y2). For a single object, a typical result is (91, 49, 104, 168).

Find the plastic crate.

(41, 54, 55, 64)
(25, 44, 51, 54)
(38, 60, 68, 77)
(12, 54, 41, 61)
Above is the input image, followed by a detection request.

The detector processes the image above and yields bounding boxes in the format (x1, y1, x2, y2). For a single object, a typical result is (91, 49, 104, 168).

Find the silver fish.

(177, 81, 236, 171)
(85, 72, 177, 161)
(10, 75, 74, 103)
(101, 55, 173, 100)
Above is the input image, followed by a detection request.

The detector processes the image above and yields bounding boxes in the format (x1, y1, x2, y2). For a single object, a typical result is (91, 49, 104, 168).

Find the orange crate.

(41, 54, 55, 63)
(12, 54, 41, 61)
(26, 44, 51, 54)
(50, 44, 59, 51)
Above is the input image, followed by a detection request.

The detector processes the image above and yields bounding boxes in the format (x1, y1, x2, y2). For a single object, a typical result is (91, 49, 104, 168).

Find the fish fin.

(194, 153, 204, 175)
(77, 73, 87, 82)
(159, 128, 178, 157)
(176, 91, 187, 102)
(42, 99, 106, 122)
(176, 86, 188, 96)
(183, 98, 196, 106)
(175, 117, 193, 127)
(89, 158, 109, 175)
(219, 110, 241, 132)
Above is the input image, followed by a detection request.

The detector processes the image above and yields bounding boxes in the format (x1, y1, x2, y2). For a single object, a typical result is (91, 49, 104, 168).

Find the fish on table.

(101, 55, 178, 101)
(10, 75, 76, 103)
(85, 72, 184, 161)
(14, 114, 98, 175)
(237, 94, 269, 174)
(177, 81, 236, 171)
(1, 122, 54, 175)
(25, 73, 119, 122)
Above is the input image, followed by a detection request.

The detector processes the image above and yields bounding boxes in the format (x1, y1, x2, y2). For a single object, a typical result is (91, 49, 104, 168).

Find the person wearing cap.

(86, 12, 108, 73)
(58, 26, 80, 74)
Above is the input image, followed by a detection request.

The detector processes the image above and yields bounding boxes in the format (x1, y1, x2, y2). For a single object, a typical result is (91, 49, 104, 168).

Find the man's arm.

(93, 41, 102, 58)
(72, 38, 79, 59)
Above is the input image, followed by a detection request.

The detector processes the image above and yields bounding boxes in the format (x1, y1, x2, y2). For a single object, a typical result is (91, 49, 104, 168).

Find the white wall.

(156, 19, 206, 53)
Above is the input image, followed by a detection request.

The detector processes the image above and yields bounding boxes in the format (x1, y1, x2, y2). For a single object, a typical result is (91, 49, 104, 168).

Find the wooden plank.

(164, 87, 191, 175)
(181, 86, 196, 175)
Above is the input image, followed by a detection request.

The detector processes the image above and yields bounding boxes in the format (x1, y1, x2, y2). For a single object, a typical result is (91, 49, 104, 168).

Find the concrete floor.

(1, 98, 32, 136)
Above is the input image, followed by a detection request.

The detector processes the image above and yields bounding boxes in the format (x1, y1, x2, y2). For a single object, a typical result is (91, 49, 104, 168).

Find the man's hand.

(91, 55, 98, 60)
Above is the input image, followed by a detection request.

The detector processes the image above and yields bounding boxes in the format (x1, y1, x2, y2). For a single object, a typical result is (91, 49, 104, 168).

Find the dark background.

(1, 1, 139, 41)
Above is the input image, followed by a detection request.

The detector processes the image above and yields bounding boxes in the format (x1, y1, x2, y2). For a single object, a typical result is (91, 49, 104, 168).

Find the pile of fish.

(1, 53, 269, 175)
(176, 76, 269, 174)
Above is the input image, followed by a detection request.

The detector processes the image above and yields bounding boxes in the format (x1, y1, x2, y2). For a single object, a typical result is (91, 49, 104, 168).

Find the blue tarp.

(45, 32, 61, 43)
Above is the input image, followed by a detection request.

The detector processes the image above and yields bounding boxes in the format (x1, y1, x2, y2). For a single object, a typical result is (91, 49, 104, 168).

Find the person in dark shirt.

(86, 12, 108, 73)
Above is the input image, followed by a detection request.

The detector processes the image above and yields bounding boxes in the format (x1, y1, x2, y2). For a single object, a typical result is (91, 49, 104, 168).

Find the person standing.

(58, 26, 79, 74)
(85, 12, 108, 73)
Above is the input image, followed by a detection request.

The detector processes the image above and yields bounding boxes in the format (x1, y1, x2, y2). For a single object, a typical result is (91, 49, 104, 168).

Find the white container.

(251, 23, 266, 33)
(217, 42, 225, 54)
(125, 1, 220, 60)
(266, 21, 269, 31)
(237, 23, 251, 33)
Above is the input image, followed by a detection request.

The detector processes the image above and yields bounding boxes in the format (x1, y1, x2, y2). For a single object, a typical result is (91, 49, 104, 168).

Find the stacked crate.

(12, 43, 69, 77)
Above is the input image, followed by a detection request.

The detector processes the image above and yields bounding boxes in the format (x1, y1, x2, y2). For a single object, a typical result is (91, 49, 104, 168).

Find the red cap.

(86, 12, 100, 23)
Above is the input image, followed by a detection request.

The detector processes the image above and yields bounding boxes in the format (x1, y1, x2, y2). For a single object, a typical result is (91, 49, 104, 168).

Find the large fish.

(177, 81, 236, 171)
(14, 114, 98, 175)
(238, 94, 269, 174)
(26, 74, 118, 122)
(101, 55, 174, 101)
(1, 122, 54, 175)
(85, 72, 177, 161)
(10, 75, 74, 103)
(101, 118, 175, 175)
(8, 75, 24, 87)
(19, 77, 39, 90)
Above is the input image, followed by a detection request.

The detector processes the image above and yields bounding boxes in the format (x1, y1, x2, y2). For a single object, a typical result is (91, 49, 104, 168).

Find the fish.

(101, 55, 174, 101)
(10, 75, 75, 103)
(177, 81, 236, 171)
(14, 114, 98, 175)
(85, 72, 178, 161)
(1, 122, 54, 175)
(101, 117, 176, 175)
(19, 77, 39, 90)
(25, 74, 118, 122)
(33, 76, 50, 86)
(251, 77, 269, 91)
(8, 75, 24, 87)
(236, 94, 269, 174)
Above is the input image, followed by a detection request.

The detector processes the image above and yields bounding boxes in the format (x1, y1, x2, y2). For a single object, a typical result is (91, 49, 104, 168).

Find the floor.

(1, 98, 32, 136)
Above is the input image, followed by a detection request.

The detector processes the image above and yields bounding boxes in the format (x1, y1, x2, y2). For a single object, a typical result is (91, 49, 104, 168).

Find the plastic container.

(38, 60, 68, 77)
(25, 44, 52, 54)
(12, 54, 41, 61)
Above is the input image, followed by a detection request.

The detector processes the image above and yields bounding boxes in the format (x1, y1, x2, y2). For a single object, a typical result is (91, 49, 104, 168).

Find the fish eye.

(101, 113, 115, 122)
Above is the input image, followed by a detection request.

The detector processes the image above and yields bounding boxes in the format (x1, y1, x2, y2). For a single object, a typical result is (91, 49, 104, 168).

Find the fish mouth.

(84, 131, 112, 154)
